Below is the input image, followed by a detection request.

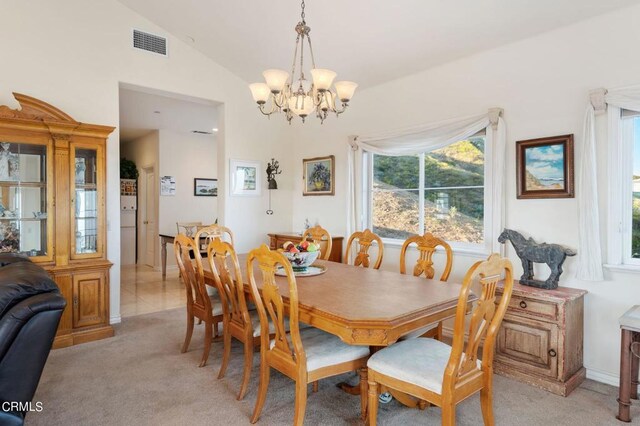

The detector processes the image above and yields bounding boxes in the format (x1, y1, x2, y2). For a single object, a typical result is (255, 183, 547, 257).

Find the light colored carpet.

(25, 308, 634, 425)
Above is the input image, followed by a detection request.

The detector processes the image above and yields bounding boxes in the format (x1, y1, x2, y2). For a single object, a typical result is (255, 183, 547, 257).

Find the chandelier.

(249, 0, 357, 124)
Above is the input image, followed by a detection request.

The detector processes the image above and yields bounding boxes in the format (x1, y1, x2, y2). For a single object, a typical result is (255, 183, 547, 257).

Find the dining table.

(201, 254, 477, 412)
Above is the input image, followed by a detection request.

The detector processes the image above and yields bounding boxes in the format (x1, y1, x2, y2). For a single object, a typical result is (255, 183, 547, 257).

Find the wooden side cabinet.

(493, 281, 587, 396)
(268, 232, 343, 263)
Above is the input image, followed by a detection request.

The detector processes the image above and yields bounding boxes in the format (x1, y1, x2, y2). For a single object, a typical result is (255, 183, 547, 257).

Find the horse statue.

(498, 229, 576, 289)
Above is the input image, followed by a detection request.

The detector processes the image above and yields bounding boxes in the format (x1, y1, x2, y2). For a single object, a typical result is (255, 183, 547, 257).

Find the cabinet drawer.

(506, 295, 557, 321)
(495, 315, 559, 379)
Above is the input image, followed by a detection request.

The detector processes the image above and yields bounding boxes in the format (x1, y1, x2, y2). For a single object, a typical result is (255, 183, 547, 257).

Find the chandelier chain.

(301, 0, 305, 22)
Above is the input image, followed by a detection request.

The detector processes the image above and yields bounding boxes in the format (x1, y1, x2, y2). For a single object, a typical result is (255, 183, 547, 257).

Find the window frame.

(362, 130, 493, 255)
(606, 107, 640, 268)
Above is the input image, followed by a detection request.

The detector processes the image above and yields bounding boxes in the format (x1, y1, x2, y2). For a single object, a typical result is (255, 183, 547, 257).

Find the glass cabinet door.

(71, 144, 103, 259)
(0, 141, 52, 260)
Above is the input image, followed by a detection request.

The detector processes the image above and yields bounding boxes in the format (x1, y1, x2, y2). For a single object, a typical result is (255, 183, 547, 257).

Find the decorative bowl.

(282, 250, 320, 271)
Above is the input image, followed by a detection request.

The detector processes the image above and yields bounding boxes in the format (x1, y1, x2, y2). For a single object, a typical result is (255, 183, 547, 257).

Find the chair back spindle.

(443, 253, 513, 391)
(400, 232, 453, 281)
(247, 245, 305, 368)
(344, 229, 384, 269)
(302, 225, 332, 261)
(174, 234, 211, 316)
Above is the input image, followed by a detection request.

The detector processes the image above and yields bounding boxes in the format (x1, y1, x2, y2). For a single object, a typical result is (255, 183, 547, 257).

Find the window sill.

(604, 264, 640, 274)
(380, 238, 490, 259)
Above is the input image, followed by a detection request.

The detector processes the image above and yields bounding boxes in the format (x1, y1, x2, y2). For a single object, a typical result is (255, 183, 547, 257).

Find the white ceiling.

(119, 85, 220, 142)
(118, 0, 640, 89)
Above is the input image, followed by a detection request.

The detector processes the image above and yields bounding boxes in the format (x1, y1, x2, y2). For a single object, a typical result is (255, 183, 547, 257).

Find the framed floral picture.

(516, 134, 574, 199)
(303, 155, 335, 196)
(230, 159, 261, 196)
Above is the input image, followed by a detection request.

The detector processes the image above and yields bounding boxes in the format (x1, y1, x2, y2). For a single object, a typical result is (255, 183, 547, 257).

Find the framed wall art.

(230, 159, 261, 196)
(303, 155, 335, 196)
(193, 178, 218, 196)
(516, 134, 574, 199)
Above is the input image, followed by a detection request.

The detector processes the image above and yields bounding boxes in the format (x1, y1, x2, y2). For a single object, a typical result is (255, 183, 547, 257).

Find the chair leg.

(237, 339, 253, 400)
(293, 378, 308, 426)
(181, 314, 194, 353)
(199, 321, 213, 368)
(480, 383, 495, 426)
(435, 321, 443, 341)
(367, 380, 379, 426)
(214, 321, 219, 338)
(359, 368, 368, 420)
(217, 326, 232, 379)
(251, 362, 270, 424)
(619, 329, 633, 422)
(312, 381, 318, 393)
(441, 401, 456, 426)
(632, 333, 639, 400)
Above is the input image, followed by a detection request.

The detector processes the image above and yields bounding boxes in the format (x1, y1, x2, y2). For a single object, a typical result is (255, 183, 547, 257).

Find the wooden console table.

(493, 281, 587, 396)
(268, 232, 343, 263)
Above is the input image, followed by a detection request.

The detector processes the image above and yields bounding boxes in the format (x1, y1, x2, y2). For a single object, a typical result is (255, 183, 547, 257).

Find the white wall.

(290, 5, 640, 384)
(158, 129, 218, 267)
(1, 0, 294, 324)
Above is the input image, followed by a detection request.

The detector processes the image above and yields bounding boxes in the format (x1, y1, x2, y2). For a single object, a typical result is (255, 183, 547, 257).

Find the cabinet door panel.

(496, 315, 559, 379)
(73, 272, 106, 328)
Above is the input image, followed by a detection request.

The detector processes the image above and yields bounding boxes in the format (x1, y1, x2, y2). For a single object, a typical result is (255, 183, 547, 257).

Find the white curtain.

(347, 109, 505, 252)
(578, 85, 640, 281)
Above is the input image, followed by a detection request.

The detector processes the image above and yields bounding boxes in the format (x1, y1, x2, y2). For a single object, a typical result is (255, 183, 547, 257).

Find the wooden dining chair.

(206, 237, 261, 400)
(400, 232, 453, 340)
(194, 224, 235, 257)
(247, 244, 370, 425)
(344, 229, 384, 269)
(302, 225, 332, 261)
(173, 234, 223, 367)
(176, 221, 204, 237)
(367, 253, 514, 426)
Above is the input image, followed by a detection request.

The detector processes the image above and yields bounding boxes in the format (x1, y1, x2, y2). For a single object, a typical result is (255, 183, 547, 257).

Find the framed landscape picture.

(303, 155, 335, 196)
(230, 159, 261, 196)
(516, 134, 574, 199)
(193, 178, 217, 196)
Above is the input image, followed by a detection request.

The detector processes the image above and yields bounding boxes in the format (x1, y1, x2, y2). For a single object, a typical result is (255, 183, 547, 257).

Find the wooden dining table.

(202, 255, 476, 408)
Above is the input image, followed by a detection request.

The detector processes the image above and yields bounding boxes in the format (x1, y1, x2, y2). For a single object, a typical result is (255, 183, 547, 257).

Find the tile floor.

(120, 265, 186, 318)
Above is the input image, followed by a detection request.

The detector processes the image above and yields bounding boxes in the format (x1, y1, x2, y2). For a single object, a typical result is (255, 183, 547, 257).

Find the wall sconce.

(266, 158, 282, 214)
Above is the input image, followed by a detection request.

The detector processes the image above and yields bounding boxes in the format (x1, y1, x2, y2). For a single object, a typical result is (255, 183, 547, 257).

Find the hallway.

(120, 265, 185, 318)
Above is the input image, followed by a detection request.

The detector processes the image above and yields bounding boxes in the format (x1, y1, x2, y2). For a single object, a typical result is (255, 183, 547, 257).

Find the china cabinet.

(0, 93, 114, 348)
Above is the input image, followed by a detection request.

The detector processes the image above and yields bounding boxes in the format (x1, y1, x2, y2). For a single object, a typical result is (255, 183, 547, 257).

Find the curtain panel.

(347, 108, 505, 253)
(580, 85, 640, 281)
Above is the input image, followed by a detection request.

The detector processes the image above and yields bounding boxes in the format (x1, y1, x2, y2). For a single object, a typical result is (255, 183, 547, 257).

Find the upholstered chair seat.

(270, 327, 370, 372)
(368, 338, 479, 394)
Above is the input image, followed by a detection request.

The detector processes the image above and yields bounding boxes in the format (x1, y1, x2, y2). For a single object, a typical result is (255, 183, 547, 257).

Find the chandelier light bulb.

(249, 83, 271, 104)
(263, 69, 290, 93)
(334, 81, 358, 102)
(310, 69, 337, 92)
(288, 95, 315, 118)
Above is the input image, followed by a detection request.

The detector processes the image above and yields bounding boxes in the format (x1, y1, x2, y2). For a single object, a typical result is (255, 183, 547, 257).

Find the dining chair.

(247, 244, 370, 425)
(173, 234, 224, 367)
(400, 232, 453, 340)
(367, 253, 514, 426)
(194, 224, 235, 257)
(302, 225, 333, 261)
(176, 221, 204, 237)
(206, 237, 262, 400)
(344, 228, 384, 269)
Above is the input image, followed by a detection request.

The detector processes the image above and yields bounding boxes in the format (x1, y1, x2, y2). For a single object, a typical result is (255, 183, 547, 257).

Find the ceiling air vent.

(132, 29, 168, 56)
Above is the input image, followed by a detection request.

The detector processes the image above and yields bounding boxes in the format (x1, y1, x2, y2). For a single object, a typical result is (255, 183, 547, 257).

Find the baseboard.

(110, 315, 122, 325)
(586, 367, 619, 387)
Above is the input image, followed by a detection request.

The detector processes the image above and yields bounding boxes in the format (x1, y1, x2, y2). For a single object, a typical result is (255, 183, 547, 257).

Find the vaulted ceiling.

(118, 0, 640, 89)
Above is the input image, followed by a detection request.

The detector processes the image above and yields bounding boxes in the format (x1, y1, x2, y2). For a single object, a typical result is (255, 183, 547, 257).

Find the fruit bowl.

(282, 250, 320, 272)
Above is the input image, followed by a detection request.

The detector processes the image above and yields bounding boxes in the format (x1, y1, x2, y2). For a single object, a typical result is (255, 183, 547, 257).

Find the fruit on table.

(282, 240, 320, 253)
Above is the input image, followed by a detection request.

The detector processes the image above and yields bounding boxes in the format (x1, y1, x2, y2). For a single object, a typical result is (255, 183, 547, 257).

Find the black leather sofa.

(0, 253, 66, 426)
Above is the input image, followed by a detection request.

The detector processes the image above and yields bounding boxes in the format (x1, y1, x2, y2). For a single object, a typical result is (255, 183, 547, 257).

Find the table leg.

(161, 237, 168, 280)
(632, 333, 639, 400)
(618, 329, 633, 422)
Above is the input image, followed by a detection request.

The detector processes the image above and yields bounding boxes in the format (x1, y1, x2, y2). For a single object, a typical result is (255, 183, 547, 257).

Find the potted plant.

(120, 158, 139, 180)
